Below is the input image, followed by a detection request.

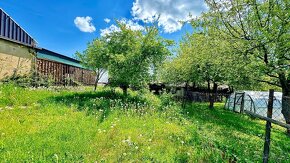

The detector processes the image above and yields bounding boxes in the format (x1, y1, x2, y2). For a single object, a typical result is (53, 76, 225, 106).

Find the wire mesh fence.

(225, 90, 290, 162)
(225, 91, 288, 124)
(175, 90, 290, 162)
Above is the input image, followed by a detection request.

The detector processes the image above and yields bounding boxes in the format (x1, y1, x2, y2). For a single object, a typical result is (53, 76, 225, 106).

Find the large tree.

(160, 30, 257, 108)
(198, 0, 290, 132)
(105, 23, 172, 94)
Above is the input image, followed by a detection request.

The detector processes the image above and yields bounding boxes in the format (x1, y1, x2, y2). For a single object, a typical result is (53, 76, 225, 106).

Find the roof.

(0, 8, 37, 47)
(36, 48, 86, 69)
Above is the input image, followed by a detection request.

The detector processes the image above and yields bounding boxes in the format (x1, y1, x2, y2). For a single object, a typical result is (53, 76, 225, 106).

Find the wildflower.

(123, 153, 127, 156)
(5, 106, 13, 110)
(148, 139, 152, 142)
(181, 141, 185, 144)
(135, 146, 139, 150)
(20, 106, 27, 109)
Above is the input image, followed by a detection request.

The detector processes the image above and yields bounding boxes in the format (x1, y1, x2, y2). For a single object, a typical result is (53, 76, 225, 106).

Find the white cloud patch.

(132, 0, 207, 33)
(74, 16, 96, 33)
(104, 18, 111, 23)
(100, 18, 144, 37)
(100, 24, 121, 37)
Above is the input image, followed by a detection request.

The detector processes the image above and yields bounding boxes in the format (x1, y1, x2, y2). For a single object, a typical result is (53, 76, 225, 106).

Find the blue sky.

(0, 0, 206, 58)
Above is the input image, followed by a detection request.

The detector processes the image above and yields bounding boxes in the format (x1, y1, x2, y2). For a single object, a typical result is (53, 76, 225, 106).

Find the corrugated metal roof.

(0, 8, 37, 46)
(36, 48, 85, 68)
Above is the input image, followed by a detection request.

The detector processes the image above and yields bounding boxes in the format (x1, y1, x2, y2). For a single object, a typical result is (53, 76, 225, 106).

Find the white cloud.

(100, 18, 144, 37)
(74, 16, 96, 33)
(120, 19, 144, 31)
(104, 18, 111, 23)
(100, 24, 121, 37)
(131, 0, 207, 33)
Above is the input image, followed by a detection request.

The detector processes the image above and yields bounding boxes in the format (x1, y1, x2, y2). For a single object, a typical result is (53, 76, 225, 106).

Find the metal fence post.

(240, 93, 245, 113)
(263, 89, 274, 163)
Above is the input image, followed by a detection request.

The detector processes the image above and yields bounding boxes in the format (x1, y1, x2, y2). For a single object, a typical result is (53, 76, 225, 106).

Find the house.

(0, 8, 95, 85)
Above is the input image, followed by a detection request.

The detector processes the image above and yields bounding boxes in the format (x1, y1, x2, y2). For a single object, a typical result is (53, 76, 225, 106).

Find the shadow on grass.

(181, 102, 289, 161)
(183, 103, 266, 135)
(40, 89, 148, 122)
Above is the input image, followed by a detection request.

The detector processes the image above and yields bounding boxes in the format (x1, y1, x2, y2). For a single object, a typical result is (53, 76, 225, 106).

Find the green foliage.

(160, 29, 260, 91)
(77, 22, 172, 92)
(105, 22, 172, 90)
(199, 0, 289, 93)
(1, 73, 54, 88)
(76, 38, 109, 89)
(0, 85, 289, 162)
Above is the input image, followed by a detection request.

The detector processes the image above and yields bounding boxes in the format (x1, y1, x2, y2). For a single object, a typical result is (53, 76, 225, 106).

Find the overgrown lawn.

(0, 84, 289, 162)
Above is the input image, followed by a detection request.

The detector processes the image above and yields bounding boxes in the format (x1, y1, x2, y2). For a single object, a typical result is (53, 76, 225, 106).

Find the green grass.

(0, 84, 289, 162)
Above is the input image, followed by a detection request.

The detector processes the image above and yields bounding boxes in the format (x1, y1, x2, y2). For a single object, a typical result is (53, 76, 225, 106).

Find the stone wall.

(0, 39, 35, 80)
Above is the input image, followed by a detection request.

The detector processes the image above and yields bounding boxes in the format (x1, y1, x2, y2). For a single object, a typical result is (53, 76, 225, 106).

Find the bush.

(1, 73, 55, 88)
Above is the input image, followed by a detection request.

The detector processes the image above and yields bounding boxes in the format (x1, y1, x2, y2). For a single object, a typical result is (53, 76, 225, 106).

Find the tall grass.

(0, 84, 289, 162)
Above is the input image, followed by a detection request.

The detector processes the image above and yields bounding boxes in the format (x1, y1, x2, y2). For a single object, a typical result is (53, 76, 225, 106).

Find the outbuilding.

(0, 8, 95, 85)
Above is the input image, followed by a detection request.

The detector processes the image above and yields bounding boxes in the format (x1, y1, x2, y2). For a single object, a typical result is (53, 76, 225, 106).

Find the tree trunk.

(209, 82, 218, 109)
(94, 72, 100, 92)
(280, 74, 290, 135)
(282, 96, 290, 135)
(94, 79, 98, 91)
(123, 87, 128, 96)
(207, 81, 213, 109)
(120, 84, 128, 96)
(281, 87, 290, 135)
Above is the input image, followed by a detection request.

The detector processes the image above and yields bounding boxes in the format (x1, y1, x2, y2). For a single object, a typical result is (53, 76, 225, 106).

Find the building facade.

(0, 8, 36, 79)
(0, 8, 95, 85)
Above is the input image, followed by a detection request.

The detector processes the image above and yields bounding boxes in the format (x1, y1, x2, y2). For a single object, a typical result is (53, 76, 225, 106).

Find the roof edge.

(0, 8, 38, 44)
(36, 47, 81, 64)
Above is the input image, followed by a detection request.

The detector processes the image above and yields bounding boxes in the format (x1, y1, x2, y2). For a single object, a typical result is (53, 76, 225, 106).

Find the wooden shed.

(36, 48, 95, 85)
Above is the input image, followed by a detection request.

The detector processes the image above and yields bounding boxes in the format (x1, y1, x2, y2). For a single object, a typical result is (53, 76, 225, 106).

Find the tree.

(105, 23, 172, 94)
(76, 38, 109, 91)
(180, 33, 236, 108)
(160, 29, 257, 108)
(199, 0, 290, 132)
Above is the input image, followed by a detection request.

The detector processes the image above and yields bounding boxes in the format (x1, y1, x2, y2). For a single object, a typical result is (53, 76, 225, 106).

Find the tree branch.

(256, 79, 281, 87)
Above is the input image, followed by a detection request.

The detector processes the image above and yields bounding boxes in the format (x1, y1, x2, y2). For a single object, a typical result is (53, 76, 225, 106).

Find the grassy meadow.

(0, 84, 289, 162)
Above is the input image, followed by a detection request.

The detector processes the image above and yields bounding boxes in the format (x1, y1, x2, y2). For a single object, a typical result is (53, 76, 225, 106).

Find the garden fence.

(225, 90, 290, 162)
